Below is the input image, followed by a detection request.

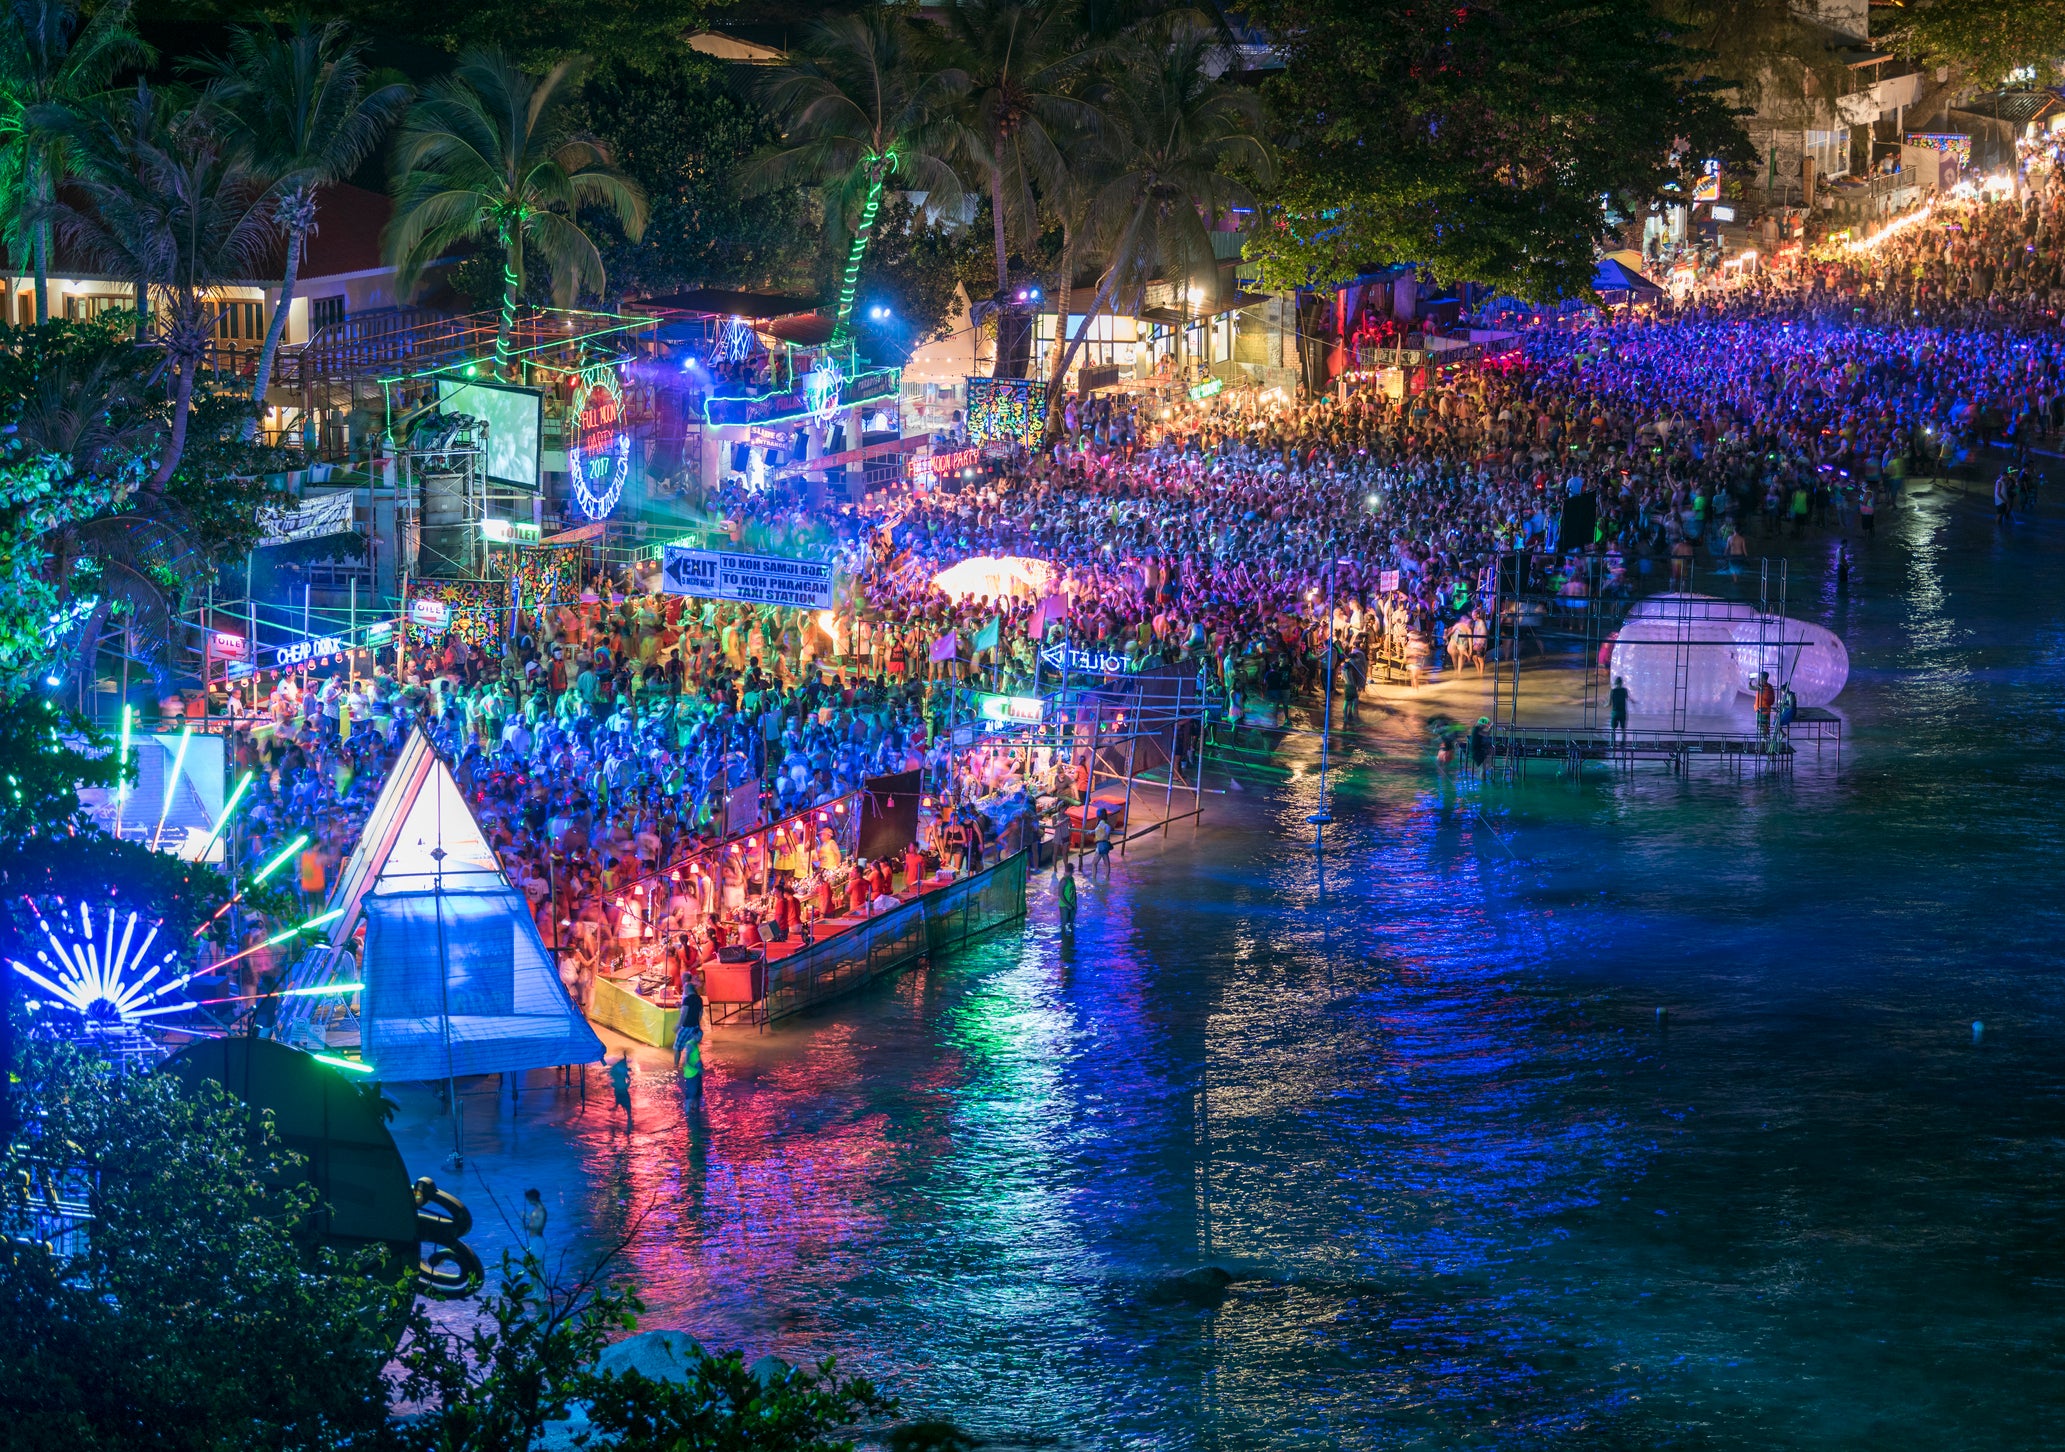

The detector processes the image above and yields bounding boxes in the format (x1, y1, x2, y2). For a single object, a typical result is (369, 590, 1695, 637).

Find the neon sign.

(911, 445, 980, 485)
(1040, 642, 1131, 676)
(568, 366, 631, 520)
(276, 636, 344, 668)
(804, 357, 843, 425)
(976, 693, 1046, 727)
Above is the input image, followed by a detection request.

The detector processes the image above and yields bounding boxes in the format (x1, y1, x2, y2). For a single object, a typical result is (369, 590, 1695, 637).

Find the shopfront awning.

(1137, 291, 1271, 326)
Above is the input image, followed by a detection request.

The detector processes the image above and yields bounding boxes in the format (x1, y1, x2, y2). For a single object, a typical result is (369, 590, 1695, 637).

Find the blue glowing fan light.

(10, 901, 194, 1029)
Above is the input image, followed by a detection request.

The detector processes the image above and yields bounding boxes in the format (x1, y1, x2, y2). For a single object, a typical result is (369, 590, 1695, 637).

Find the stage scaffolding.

(1482, 550, 1831, 777)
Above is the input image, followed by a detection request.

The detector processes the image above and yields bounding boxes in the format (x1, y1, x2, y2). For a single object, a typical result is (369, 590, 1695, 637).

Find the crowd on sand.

(185, 180, 2064, 1018)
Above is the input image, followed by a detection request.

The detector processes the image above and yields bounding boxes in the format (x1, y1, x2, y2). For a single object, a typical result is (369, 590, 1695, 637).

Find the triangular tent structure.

(1592, 254, 1666, 304)
(280, 729, 601, 1081)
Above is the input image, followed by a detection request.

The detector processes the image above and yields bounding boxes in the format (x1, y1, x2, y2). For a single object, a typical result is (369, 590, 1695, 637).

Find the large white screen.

(437, 379, 542, 487)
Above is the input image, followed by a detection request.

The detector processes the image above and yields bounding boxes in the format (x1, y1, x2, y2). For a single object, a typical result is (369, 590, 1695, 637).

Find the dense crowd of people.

(174, 174, 2065, 1026)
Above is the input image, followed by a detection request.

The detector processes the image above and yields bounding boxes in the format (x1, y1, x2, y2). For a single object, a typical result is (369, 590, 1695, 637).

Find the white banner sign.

(257, 491, 354, 548)
(409, 598, 451, 630)
(660, 545, 835, 610)
(1379, 569, 1401, 593)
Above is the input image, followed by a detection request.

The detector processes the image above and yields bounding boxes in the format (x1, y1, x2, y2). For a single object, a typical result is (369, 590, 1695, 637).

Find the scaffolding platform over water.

(1490, 708, 1841, 777)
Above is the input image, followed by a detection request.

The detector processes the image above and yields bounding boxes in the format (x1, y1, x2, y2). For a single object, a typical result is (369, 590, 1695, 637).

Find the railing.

(735, 849, 1029, 1027)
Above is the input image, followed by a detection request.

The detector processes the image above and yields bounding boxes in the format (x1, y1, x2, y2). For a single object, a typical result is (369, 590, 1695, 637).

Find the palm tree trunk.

(150, 352, 198, 495)
(495, 226, 523, 380)
(31, 157, 49, 327)
(990, 160, 1023, 379)
(832, 174, 888, 342)
(1041, 204, 1148, 443)
(1047, 220, 1075, 393)
(1042, 264, 1123, 446)
(247, 214, 306, 439)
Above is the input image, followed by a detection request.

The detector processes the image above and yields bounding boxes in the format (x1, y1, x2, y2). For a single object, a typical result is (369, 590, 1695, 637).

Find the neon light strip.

(116, 705, 133, 806)
(191, 771, 255, 865)
(313, 1053, 376, 1075)
(254, 833, 310, 887)
(150, 726, 194, 850)
(832, 173, 888, 342)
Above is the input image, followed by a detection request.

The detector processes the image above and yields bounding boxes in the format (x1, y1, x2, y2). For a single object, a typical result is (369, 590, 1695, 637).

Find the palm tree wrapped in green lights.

(745, 11, 967, 345)
(385, 49, 645, 378)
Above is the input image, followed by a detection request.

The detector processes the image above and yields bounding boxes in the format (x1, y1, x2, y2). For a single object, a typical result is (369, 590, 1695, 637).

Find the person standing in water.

(1058, 860, 1078, 932)
(607, 1052, 633, 1129)
(521, 1189, 548, 1265)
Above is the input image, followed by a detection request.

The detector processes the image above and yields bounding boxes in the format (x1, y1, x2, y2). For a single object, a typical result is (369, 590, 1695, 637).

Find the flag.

(972, 616, 1000, 653)
(929, 631, 960, 663)
(1032, 593, 1067, 634)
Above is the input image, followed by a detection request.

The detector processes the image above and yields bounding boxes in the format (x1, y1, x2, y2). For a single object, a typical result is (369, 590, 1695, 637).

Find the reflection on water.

(393, 487, 2065, 1449)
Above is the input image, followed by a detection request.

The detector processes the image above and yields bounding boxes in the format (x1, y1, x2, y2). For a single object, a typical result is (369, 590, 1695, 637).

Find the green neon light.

(832, 160, 891, 342)
(192, 771, 255, 864)
(253, 832, 310, 886)
(158, 725, 193, 818)
(117, 705, 133, 802)
(282, 980, 364, 998)
(495, 260, 520, 375)
(312, 1053, 376, 1075)
(264, 905, 344, 946)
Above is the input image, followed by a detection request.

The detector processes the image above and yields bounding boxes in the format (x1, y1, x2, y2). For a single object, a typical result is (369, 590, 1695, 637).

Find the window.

(205, 299, 264, 340)
(309, 294, 346, 331)
(1804, 128, 1849, 180)
(63, 294, 133, 322)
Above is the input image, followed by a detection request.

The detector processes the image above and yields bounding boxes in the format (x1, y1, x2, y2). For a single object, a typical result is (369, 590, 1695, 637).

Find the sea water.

(395, 483, 2065, 1448)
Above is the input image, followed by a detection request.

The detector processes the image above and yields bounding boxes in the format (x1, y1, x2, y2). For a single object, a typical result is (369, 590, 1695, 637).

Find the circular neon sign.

(568, 369, 630, 520)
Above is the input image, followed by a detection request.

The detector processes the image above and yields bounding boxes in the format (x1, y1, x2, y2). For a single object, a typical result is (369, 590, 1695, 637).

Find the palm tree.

(745, 11, 968, 344)
(1040, 144, 1101, 395)
(386, 50, 645, 378)
(1042, 16, 1273, 428)
(50, 82, 279, 493)
(934, 0, 1099, 376)
(0, 0, 151, 325)
(198, 16, 410, 432)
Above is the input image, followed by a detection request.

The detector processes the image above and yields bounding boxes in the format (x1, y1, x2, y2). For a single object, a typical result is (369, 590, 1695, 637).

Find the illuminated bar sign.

(276, 636, 344, 668)
(569, 365, 631, 520)
(976, 693, 1046, 727)
(910, 445, 981, 485)
(209, 631, 249, 660)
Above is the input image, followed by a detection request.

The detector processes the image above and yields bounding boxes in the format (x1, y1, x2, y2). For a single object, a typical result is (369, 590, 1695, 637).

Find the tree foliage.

(390, 1249, 901, 1451)
(386, 49, 647, 369)
(1244, 0, 1749, 299)
(574, 51, 814, 301)
(0, 1043, 409, 1452)
(1884, 0, 2065, 86)
(857, 192, 998, 348)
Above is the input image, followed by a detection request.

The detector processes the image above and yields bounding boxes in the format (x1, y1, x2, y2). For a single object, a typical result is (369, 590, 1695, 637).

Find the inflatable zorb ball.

(1732, 616, 1849, 707)
(1611, 594, 1753, 714)
(1610, 616, 1742, 715)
